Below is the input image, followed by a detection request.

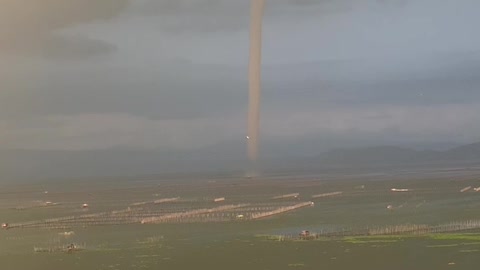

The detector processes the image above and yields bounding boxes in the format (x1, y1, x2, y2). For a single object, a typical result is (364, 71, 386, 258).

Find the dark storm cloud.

(2, 0, 480, 153)
(261, 50, 480, 107)
(0, 60, 246, 120)
(0, 0, 128, 58)
(2, 34, 117, 60)
(134, 0, 249, 33)
(135, 0, 356, 33)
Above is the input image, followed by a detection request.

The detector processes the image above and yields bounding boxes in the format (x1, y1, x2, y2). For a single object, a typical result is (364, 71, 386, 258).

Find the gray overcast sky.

(1, 0, 480, 153)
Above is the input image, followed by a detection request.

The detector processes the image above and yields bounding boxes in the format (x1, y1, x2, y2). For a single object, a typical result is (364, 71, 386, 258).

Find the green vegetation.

(254, 234, 285, 241)
(427, 233, 480, 241)
(342, 236, 401, 244)
(341, 233, 480, 245)
(288, 263, 306, 267)
(427, 244, 459, 248)
(255, 233, 480, 247)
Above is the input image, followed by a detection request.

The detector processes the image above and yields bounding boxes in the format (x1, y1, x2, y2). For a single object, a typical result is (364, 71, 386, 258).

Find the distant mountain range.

(1, 142, 480, 182)
(316, 142, 480, 166)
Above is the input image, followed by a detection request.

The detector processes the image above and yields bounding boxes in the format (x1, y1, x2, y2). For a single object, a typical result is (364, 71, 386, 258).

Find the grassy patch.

(427, 233, 480, 241)
(343, 233, 480, 244)
(342, 235, 407, 244)
(288, 263, 305, 267)
(459, 249, 480, 253)
(427, 244, 459, 248)
(254, 233, 480, 246)
(254, 234, 285, 241)
(345, 239, 399, 244)
(342, 237, 400, 244)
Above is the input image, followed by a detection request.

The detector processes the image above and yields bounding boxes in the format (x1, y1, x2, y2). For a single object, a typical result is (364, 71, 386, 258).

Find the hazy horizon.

(2, 0, 480, 179)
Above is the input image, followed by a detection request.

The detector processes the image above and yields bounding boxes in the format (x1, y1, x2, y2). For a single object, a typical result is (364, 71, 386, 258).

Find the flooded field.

(2, 166, 480, 270)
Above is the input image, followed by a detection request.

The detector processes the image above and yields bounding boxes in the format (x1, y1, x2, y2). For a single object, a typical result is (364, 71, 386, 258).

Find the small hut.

(300, 230, 310, 237)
